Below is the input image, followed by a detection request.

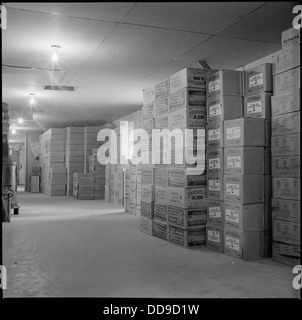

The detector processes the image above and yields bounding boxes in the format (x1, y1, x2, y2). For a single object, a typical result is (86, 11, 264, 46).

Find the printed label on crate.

(225, 209, 239, 223)
(154, 204, 167, 222)
(249, 73, 264, 88)
(208, 230, 220, 242)
(209, 180, 220, 191)
(209, 158, 220, 169)
(209, 207, 221, 218)
(168, 226, 185, 246)
(208, 129, 220, 141)
(209, 104, 222, 117)
(153, 222, 167, 240)
(226, 127, 240, 140)
(154, 97, 169, 117)
(209, 79, 221, 92)
(227, 156, 241, 168)
(226, 183, 240, 196)
(225, 235, 240, 251)
(247, 101, 262, 114)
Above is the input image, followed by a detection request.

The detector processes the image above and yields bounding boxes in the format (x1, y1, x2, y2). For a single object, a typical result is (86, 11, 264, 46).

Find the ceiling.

(2, 2, 297, 131)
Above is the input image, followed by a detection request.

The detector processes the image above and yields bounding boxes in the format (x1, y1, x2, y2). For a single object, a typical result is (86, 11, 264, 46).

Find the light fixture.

(11, 129, 17, 135)
(51, 45, 61, 62)
(18, 118, 24, 124)
(29, 93, 35, 105)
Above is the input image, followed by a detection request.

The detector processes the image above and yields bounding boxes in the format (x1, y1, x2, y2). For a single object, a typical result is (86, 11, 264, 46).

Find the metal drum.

(2, 161, 19, 214)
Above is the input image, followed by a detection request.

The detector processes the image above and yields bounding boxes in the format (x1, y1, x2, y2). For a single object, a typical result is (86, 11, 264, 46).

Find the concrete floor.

(2, 191, 299, 298)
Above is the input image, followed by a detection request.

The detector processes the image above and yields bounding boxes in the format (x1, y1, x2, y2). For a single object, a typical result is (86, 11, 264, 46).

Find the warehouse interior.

(2, 2, 301, 299)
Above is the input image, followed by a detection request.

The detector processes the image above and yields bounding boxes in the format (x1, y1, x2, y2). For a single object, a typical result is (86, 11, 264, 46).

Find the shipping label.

(226, 127, 240, 140)
(225, 209, 240, 223)
(209, 207, 221, 218)
(209, 158, 220, 169)
(209, 179, 220, 191)
(208, 230, 220, 242)
(226, 183, 240, 196)
(227, 156, 241, 168)
(225, 235, 240, 251)
(208, 79, 221, 93)
(249, 73, 264, 88)
(209, 103, 222, 117)
(247, 100, 262, 114)
(208, 129, 220, 141)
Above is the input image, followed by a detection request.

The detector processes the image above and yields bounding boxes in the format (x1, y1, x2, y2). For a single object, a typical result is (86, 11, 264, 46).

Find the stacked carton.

(205, 70, 243, 254)
(84, 126, 103, 173)
(65, 127, 85, 197)
(39, 128, 67, 196)
(271, 27, 301, 266)
(73, 173, 95, 200)
(89, 155, 105, 199)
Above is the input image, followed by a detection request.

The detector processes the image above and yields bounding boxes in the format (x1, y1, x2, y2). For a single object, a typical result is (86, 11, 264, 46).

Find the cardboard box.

(155, 168, 168, 186)
(282, 27, 300, 49)
(140, 217, 153, 236)
(224, 174, 264, 204)
(272, 198, 300, 223)
(224, 202, 264, 231)
(272, 156, 300, 177)
(170, 68, 208, 94)
(273, 219, 300, 246)
(155, 79, 169, 100)
(271, 89, 300, 116)
(274, 67, 300, 95)
(207, 200, 224, 225)
(207, 95, 243, 124)
(207, 173, 224, 201)
(154, 115, 168, 130)
(271, 133, 300, 156)
(206, 147, 223, 174)
(142, 103, 154, 120)
(224, 147, 264, 175)
(168, 106, 207, 130)
(207, 121, 224, 148)
(167, 167, 206, 188)
(154, 204, 168, 223)
(167, 187, 207, 209)
(168, 88, 206, 112)
(245, 63, 273, 94)
(272, 111, 300, 137)
(155, 186, 168, 205)
(272, 177, 300, 200)
(168, 225, 206, 248)
(272, 45, 300, 75)
(207, 69, 242, 99)
(272, 242, 300, 266)
(154, 97, 169, 118)
(206, 223, 224, 253)
(224, 118, 265, 147)
(224, 228, 264, 260)
(143, 84, 155, 105)
(244, 92, 272, 119)
(153, 220, 168, 241)
(168, 206, 207, 228)
(141, 168, 155, 185)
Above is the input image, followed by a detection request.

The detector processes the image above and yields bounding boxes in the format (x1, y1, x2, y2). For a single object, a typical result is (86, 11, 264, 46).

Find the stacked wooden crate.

(39, 128, 67, 196)
(65, 127, 85, 197)
(84, 126, 103, 173)
(271, 27, 300, 266)
(73, 173, 95, 200)
(88, 154, 106, 199)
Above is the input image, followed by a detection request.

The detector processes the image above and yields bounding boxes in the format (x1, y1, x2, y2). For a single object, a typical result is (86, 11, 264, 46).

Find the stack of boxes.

(39, 128, 67, 196)
(73, 173, 95, 200)
(271, 27, 300, 266)
(84, 126, 103, 173)
(205, 70, 243, 254)
(65, 127, 85, 197)
(89, 154, 106, 200)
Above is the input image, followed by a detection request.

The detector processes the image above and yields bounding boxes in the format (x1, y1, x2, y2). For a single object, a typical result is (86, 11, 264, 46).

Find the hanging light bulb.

(29, 94, 35, 105)
(51, 45, 61, 62)
(11, 129, 17, 135)
(18, 118, 24, 124)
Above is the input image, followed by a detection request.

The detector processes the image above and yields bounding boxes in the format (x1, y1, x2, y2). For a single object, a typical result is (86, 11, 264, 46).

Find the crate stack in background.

(205, 69, 243, 254)
(243, 63, 274, 258)
(65, 127, 85, 197)
(271, 27, 300, 266)
(84, 126, 103, 173)
(88, 154, 106, 199)
(39, 128, 67, 196)
(73, 173, 95, 200)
